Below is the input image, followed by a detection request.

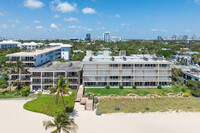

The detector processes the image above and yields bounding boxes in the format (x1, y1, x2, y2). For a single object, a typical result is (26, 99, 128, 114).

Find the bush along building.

(82, 51, 172, 88)
(6, 44, 72, 87)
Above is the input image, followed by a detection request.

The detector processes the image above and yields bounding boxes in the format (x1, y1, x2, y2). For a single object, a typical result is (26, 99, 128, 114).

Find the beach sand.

(1, 99, 200, 133)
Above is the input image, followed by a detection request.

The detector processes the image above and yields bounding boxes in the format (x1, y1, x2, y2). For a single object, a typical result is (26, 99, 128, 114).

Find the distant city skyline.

(0, 0, 200, 39)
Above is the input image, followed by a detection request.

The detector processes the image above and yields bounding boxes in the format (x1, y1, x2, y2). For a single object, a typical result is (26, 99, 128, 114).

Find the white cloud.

(195, 0, 200, 5)
(68, 25, 87, 30)
(121, 23, 131, 26)
(97, 21, 101, 25)
(35, 25, 44, 29)
(0, 12, 4, 16)
(54, 14, 60, 18)
(51, 0, 77, 13)
(63, 17, 79, 22)
(160, 29, 168, 32)
(82, 7, 97, 14)
(24, 0, 44, 9)
(22, 26, 30, 29)
(33, 20, 40, 23)
(87, 28, 92, 31)
(185, 29, 191, 32)
(1, 24, 8, 29)
(50, 23, 58, 28)
(8, 19, 20, 23)
(151, 29, 159, 31)
(151, 29, 168, 32)
(115, 14, 120, 18)
(11, 24, 16, 28)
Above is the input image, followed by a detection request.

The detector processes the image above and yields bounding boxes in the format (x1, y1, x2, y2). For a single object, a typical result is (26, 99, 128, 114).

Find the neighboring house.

(0, 40, 21, 49)
(171, 65, 200, 81)
(20, 42, 43, 50)
(172, 55, 192, 65)
(82, 51, 172, 88)
(29, 61, 82, 91)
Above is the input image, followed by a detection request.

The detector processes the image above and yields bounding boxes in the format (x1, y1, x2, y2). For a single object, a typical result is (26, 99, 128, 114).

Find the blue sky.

(0, 0, 200, 39)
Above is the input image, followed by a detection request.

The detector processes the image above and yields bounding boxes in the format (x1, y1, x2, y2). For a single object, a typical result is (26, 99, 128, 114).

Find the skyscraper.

(183, 35, 188, 40)
(85, 33, 91, 41)
(192, 34, 197, 40)
(103, 32, 111, 42)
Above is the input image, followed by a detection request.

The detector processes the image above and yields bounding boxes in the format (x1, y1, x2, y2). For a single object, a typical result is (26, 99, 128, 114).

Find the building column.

(41, 72, 42, 91)
(53, 72, 55, 87)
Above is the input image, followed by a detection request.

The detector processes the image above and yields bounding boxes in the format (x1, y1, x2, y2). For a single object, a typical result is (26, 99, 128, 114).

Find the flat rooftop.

(82, 55, 171, 64)
(6, 46, 61, 57)
(172, 65, 200, 79)
(29, 61, 82, 72)
(184, 71, 200, 79)
(0, 40, 21, 44)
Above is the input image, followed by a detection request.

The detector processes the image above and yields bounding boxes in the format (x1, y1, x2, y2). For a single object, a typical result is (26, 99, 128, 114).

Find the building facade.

(82, 54, 172, 88)
(20, 42, 43, 50)
(29, 61, 82, 91)
(103, 32, 111, 42)
(6, 44, 72, 87)
(0, 40, 21, 49)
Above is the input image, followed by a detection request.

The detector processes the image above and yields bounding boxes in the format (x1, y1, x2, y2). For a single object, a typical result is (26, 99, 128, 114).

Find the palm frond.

(43, 120, 56, 130)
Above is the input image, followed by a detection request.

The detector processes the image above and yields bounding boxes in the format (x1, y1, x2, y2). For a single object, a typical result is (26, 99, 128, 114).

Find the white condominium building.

(82, 52, 172, 88)
(0, 40, 21, 49)
(6, 44, 72, 86)
(20, 42, 43, 50)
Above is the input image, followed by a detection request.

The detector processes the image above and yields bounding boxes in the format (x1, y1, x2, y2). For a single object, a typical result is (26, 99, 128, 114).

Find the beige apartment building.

(29, 61, 82, 91)
(82, 51, 172, 88)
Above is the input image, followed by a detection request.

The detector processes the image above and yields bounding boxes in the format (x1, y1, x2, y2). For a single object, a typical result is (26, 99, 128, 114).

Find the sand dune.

(1, 99, 200, 133)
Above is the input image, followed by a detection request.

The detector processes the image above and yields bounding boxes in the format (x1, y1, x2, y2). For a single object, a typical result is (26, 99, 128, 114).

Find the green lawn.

(0, 90, 35, 99)
(86, 86, 181, 96)
(23, 91, 76, 117)
(98, 97, 200, 113)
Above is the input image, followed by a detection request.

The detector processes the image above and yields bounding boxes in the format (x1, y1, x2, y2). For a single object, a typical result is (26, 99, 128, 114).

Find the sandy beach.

(1, 99, 200, 133)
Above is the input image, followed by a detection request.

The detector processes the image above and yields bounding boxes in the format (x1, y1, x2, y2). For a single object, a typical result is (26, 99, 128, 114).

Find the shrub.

(145, 106, 150, 111)
(93, 97, 98, 104)
(132, 106, 136, 110)
(49, 87, 57, 94)
(157, 85, 162, 89)
(115, 106, 120, 111)
(66, 91, 76, 112)
(1, 89, 9, 95)
(96, 108, 102, 115)
(37, 92, 42, 97)
(105, 85, 110, 89)
(1, 84, 8, 89)
(119, 85, 124, 89)
(132, 85, 137, 89)
(21, 87, 30, 97)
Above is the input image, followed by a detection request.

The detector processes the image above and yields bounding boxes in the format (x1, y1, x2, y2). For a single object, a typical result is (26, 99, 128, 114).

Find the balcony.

(122, 67, 133, 69)
(32, 75, 41, 78)
(21, 59, 36, 61)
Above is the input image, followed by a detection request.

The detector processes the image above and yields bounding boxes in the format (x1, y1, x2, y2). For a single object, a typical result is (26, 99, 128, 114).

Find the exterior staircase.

(76, 85, 93, 111)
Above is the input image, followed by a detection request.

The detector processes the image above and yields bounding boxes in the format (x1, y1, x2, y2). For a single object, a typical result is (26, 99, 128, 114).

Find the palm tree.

(43, 112, 77, 133)
(16, 60, 24, 91)
(7, 62, 15, 91)
(55, 76, 72, 109)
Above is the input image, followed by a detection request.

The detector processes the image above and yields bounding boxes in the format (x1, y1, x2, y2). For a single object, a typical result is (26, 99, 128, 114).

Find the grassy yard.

(23, 91, 76, 117)
(0, 90, 35, 99)
(86, 86, 181, 96)
(98, 97, 200, 113)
